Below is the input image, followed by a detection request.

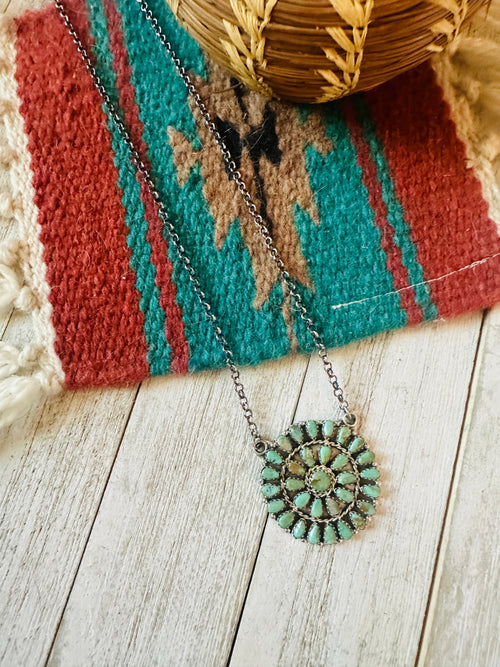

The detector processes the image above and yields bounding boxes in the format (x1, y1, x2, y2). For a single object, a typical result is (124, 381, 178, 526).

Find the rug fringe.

(0, 15, 64, 429)
(432, 2, 500, 228)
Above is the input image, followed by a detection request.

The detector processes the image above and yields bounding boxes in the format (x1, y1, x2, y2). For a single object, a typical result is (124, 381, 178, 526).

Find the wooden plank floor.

(1, 2, 499, 665)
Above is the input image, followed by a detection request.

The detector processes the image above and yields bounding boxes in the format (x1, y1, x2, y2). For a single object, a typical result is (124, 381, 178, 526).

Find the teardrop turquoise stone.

(360, 467, 380, 480)
(323, 524, 336, 545)
(261, 484, 280, 499)
(337, 471, 356, 485)
(288, 461, 306, 476)
(292, 519, 306, 540)
(357, 450, 375, 465)
(277, 435, 292, 452)
(350, 512, 366, 530)
(337, 520, 353, 541)
(336, 425, 351, 444)
(348, 436, 365, 453)
(326, 496, 341, 516)
(294, 491, 311, 508)
(267, 499, 285, 514)
(300, 447, 315, 468)
(306, 420, 318, 439)
(335, 487, 354, 502)
(289, 426, 304, 443)
(362, 483, 380, 498)
(266, 450, 283, 465)
(319, 445, 331, 465)
(261, 467, 279, 481)
(357, 499, 376, 516)
(285, 478, 305, 492)
(307, 523, 321, 545)
(310, 498, 324, 518)
(278, 511, 296, 529)
(330, 453, 349, 470)
(322, 420, 335, 437)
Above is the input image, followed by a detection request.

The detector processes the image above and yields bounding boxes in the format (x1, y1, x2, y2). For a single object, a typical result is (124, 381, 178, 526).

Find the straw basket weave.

(167, 0, 489, 102)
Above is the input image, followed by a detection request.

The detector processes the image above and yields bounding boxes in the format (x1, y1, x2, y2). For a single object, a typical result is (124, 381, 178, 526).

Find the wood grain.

(419, 306, 500, 667)
(1, 1, 499, 666)
(46, 356, 309, 667)
(229, 314, 483, 667)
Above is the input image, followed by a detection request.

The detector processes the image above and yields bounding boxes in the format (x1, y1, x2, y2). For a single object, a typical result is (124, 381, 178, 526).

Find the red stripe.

(14, 2, 150, 388)
(343, 99, 423, 325)
(367, 64, 500, 317)
(104, 0, 189, 374)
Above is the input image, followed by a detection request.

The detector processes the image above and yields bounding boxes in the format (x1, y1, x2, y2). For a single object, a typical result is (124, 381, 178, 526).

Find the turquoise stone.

(266, 450, 283, 465)
(309, 468, 332, 493)
(285, 478, 305, 491)
(326, 496, 341, 516)
(277, 434, 292, 452)
(322, 420, 335, 437)
(335, 487, 354, 503)
(300, 447, 315, 468)
(357, 499, 376, 516)
(330, 453, 349, 470)
(310, 498, 324, 518)
(350, 512, 366, 530)
(323, 524, 337, 545)
(278, 511, 296, 529)
(267, 499, 285, 514)
(261, 466, 279, 481)
(337, 520, 353, 541)
(294, 491, 311, 508)
(261, 484, 280, 499)
(288, 461, 306, 476)
(306, 420, 318, 439)
(289, 426, 304, 443)
(356, 450, 375, 465)
(360, 467, 380, 480)
(348, 436, 365, 453)
(307, 523, 321, 545)
(319, 445, 332, 465)
(362, 483, 380, 498)
(292, 519, 307, 540)
(337, 425, 351, 444)
(337, 471, 356, 485)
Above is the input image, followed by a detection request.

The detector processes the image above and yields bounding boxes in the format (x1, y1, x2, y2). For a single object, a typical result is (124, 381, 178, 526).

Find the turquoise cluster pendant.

(260, 420, 380, 545)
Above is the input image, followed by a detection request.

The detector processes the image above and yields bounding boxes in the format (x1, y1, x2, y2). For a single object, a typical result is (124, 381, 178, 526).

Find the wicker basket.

(167, 0, 488, 102)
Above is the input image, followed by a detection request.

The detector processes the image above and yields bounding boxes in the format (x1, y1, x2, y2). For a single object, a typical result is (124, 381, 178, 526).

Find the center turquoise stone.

(307, 466, 334, 494)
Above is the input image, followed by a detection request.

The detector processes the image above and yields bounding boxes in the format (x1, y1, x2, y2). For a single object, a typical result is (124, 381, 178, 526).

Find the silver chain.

(54, 0, 356, 448)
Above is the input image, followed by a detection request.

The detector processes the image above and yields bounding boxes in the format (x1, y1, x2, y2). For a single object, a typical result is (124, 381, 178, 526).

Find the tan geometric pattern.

(168, 63, 333, 309)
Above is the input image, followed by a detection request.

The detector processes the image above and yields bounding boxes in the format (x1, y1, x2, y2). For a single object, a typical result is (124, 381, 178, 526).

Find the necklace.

(55, 0, 380, 545)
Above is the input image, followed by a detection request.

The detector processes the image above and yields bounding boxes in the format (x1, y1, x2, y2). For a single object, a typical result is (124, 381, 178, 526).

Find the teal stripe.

(114, 0, 290, 371)
(85, 0, 171, 374)
(353, 95, 438, 321)
(294, 103, 407, 350)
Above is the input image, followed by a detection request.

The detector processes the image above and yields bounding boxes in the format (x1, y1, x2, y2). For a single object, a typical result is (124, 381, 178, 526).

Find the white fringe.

(432, 0, 500, 230)
(0, 15, 64, 429)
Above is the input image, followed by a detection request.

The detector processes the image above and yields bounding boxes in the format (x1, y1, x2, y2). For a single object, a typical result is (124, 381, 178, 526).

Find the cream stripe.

(316, 0, 374, 102)
(220, 0, 278, 96)
(0, 16, 64, 425)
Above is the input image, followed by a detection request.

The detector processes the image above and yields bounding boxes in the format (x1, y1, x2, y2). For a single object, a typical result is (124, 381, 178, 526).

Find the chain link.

(54, 0, 355, 441)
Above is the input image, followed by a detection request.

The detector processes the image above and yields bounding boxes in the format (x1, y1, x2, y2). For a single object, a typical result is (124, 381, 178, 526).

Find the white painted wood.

(420, 306, 500, 667)
(46, 356, 309, 667)
(0, 371, 137, 667)
(229, 314, 483, 667)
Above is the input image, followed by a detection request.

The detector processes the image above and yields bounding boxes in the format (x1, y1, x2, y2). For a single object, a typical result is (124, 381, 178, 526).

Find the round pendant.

(260, 420, 380, 545)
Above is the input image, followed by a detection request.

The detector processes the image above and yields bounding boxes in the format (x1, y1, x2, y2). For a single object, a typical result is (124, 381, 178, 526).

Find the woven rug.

(1, 0, 500, 427)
